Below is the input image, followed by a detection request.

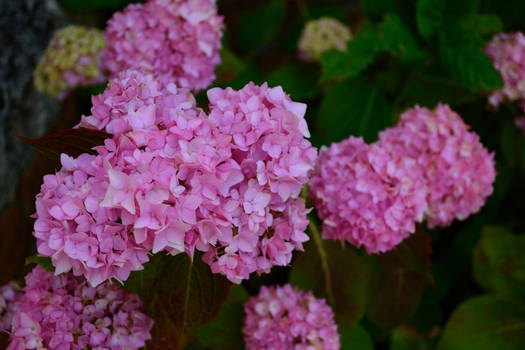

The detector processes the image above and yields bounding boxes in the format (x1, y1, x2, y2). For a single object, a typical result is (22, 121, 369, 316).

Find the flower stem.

(308, 219, 335, 305)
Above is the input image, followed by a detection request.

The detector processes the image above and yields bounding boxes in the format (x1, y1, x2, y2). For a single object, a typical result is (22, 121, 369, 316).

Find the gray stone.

(0, 0, 67, 213)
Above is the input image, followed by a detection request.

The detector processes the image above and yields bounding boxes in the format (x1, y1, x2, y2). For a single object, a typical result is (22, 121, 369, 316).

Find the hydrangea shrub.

(3, 1, 525, 350)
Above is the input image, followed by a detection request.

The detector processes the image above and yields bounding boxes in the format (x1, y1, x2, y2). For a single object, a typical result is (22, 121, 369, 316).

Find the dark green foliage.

(318, 77, 392, 143)
(235, 0, 285, 54)
(439, 44, 503, 91)
(194, 285, 248, 350)
(437, 295, 525, 350)
(321, 28, 381, 81)
(25, 254, 54, 272)
(473, 227, 525, 297)
(265, 63, 321, 100)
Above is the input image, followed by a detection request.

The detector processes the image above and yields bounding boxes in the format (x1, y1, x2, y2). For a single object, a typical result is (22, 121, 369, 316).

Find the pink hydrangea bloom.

(379, 103, 496, 228)
(309, 136, 427, 253)
(7, 266, 152, 350)
(36, 72, 317, 285)
(102, 0, 223, 91)
(243, 284, 340, 350)
(78, 69, 201, 136)
(1, 282, 21, 333)
(203, 82, 317, 281)
(485, 32, 525, 107)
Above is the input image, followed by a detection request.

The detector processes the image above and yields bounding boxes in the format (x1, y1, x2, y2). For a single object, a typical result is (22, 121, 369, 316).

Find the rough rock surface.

(0, 0, 66, 213)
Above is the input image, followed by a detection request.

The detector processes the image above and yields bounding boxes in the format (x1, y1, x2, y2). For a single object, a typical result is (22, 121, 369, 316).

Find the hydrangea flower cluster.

(310, 104, 495, 252)
(243, 284, 340, 350)
(1, 282, 21, 333)
(78, 69, 199, 136)
(6, 266, 152, 350)
(34, 70, 317, 285)
(34, 25, 106, 100)
(309, 136, 428, 253)
(298, 17, 352, 62)
(204, 83, 317, 282)
(379, 104, 496, 228)
(485, 32, 525, 107)
(103, 0, 223, 91)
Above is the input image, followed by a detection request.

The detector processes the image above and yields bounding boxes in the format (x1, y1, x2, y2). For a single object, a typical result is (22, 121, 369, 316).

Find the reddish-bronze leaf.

(124, 253, 232, 350)
(15, 127, 110, 162)
(366, 226, 434, 330)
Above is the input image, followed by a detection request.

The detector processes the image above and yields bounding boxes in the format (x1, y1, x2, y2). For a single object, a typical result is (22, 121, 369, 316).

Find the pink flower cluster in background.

(5, 266, 152, 350)
(34, 70, 317, 286)
(0, 282, 21, 333)
(309, 136, 427, 253)
(485, 32, 525, 108)
(310, 103, 495, 253)
(243, 284, 340, 350)
(103, 0, 223, 91)
(379, 104, 496, 228)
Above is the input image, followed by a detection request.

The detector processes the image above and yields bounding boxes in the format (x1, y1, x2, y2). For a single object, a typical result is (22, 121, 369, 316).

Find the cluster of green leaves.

(319, 0, 504, 145)
(437, 226, 525, 349)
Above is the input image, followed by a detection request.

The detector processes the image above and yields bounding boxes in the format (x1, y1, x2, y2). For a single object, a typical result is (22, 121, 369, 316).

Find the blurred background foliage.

(3, 0, 525, 349)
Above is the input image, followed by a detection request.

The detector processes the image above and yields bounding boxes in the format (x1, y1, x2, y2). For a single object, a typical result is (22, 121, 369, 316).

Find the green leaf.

(359, 0, 415, 23)
(466, 14, 503, 36)
(391, 325, 434, 350)
(318, 77, 392, 143)
(79, 82, 108, 98)
(215, 49, 246, 85)
(501, 119, 520, 167)
(290, 226, 374, 327)
(235, 0, 285, 54)
(416, 0, 479, 38)
(15, 128, 110, 164)
(339, 324, 375, 350)
(437, 295, 525, 350)
(359, 0, 394, 18)
(25, 254, 54, 272)
(378, 14, 427, 62)
(403, 72, 474, 108)
(321, 28, 380, 81)
(366, 228, 434, 330)
(124, 253, 231, 350)
(473, 227, 525, 297)
(194, 285, 248, 350)
(439, 45, 503, 92)
(265, 63, 321, 100)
